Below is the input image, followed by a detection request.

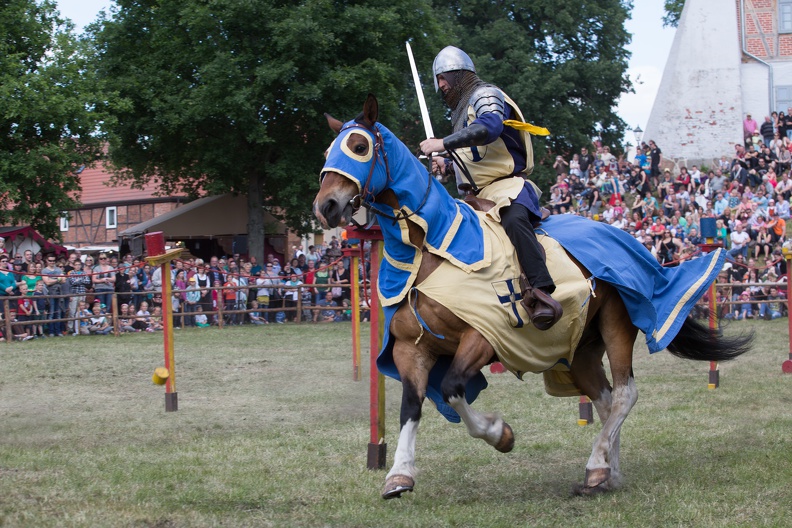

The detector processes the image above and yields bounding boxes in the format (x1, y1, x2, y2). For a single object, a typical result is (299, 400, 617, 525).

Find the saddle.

(458, 183, 559, 329)
(459, 183, 550, 228)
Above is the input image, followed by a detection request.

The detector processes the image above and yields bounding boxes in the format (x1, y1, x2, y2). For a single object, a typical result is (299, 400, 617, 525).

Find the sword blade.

(406, 41, 434, 140)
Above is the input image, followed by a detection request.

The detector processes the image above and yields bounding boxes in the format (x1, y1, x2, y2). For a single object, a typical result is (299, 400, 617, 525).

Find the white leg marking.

(386, 419, 419, 481)
(586, 377, 637, 478)
(448, 395, 504, 447)
(591, 388, 612, 424)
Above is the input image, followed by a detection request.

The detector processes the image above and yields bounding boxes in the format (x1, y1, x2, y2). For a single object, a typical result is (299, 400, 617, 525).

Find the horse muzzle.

(315, 195, 355, 228)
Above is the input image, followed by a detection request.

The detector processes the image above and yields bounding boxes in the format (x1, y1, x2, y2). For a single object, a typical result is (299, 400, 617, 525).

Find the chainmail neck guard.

(443, 70, 491, 133)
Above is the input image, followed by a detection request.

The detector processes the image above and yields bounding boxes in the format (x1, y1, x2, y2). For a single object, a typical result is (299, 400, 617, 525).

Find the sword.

(406, 41, 445, 181)
(406, 41, 434, 141)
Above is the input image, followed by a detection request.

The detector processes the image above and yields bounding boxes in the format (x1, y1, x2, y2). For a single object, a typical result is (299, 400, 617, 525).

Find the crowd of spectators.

(0, 235, 372, 341)
(546, 114, 792, 320)
(4, 113, 792, 337)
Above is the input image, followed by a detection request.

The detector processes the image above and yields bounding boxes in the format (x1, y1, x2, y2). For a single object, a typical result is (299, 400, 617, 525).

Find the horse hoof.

(382, 475, 414, 499)
(494, 422, 514, 453)
(584, 467, 611, 488)
(571, 482, 610, 497)
(571, 468, 619, 496)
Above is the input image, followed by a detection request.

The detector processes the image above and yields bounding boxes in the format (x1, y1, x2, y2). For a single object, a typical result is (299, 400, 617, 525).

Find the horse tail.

(666, 316, 753, 362)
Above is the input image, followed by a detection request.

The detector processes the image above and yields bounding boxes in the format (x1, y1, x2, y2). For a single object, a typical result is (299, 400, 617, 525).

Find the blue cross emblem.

(492, 278, 525, 328)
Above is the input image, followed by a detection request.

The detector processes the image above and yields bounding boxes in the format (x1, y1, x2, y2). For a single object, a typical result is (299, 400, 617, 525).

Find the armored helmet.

(432, 46, 475, 92)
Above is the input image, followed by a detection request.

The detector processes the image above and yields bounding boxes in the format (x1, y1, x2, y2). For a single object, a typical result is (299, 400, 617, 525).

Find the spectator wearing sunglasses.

(41, 255, 65, 336)
(92, 253, 116, 310)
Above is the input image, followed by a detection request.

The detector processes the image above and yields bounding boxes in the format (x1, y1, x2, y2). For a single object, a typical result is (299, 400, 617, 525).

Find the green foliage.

(0, 0, 105, 239)
(90, 0, 448, 252)
(663, 0, 685, 28)
(434, 0, 633, 191)
(84, 0, 635, 246)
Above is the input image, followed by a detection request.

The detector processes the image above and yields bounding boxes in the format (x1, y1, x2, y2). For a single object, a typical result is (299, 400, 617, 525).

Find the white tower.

(643, 0, 743, 168)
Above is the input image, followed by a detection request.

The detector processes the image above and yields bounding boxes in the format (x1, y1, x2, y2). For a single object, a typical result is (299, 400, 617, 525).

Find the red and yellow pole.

(367, 239, 387, 469)
(145, 232, 183, 412)
(344, 246, 362, 381)
(577, 395, 594, 426)
(699, 217, 722, 389)
(707, 279, 719, 389)
(783, 247, 792, 374)
(345, 225, 387, 468)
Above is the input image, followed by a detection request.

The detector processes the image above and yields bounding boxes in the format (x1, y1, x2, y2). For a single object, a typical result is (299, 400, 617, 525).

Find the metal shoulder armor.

(469, 85, 505, 118)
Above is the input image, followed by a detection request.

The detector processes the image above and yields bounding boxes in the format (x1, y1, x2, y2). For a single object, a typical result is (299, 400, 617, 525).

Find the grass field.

(1, 320, 790, 527)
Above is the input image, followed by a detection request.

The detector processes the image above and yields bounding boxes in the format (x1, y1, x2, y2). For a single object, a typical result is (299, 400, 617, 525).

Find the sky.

(56, 0, 676, 145)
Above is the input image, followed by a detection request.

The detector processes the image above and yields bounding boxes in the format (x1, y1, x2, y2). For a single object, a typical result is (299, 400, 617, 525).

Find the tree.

(663, 0, 685, 28)
(436, 0, 633, 190)
(0, 0, 105, 239)
(90, 0, 447, 263)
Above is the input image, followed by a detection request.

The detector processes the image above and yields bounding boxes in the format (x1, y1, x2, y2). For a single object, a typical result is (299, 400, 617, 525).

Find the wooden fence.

(1, 280, 785, 342)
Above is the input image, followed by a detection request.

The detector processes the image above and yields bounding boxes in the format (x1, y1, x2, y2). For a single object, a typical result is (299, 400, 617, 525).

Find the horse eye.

(354, 144, 367, 154)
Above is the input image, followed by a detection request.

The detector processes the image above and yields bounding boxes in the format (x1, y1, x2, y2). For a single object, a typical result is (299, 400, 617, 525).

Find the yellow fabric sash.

(503, 119, 551, 136)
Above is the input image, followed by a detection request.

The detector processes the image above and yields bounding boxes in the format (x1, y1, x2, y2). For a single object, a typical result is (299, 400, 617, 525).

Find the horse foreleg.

(442, 329, 514, 453)
(582, 351, 638, 493)
(383, 341, 433, 499)
(576, 300, 638, 495)
(578, 375, 636, 494)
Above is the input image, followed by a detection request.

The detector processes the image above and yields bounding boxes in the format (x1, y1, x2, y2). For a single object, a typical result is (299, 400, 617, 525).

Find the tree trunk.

(247, 171, 265, 263)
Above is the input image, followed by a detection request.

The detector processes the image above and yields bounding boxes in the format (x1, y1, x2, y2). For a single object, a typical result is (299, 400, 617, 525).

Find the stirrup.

(519, 275, 563, 331)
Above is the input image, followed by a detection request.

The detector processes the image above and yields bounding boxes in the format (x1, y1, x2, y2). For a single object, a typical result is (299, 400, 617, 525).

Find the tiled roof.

(74, 163, 186, 206)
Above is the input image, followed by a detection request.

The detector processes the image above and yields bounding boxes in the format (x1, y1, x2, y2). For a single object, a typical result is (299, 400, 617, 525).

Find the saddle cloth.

(415, 214, 592, 395)
(378, 213, 725, 423)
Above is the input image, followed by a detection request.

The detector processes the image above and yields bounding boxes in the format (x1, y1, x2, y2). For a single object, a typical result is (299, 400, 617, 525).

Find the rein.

(447, 147, 479, 195)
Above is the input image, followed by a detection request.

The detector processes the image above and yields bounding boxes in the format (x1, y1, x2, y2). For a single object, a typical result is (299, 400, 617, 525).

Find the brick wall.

(780, 34, 792, 54)
(741, 0, 792, 58)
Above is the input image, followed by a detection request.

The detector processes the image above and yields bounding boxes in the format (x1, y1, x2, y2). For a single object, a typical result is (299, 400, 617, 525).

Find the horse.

(314, 94, 752, 499)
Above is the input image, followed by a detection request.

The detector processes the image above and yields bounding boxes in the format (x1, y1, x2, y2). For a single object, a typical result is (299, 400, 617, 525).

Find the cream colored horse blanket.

(414, 214, 592, 396)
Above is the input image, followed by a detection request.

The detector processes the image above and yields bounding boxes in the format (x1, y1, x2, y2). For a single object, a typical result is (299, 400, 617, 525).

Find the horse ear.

(362, 94, 379, 128)
(325, 113, 343, 134)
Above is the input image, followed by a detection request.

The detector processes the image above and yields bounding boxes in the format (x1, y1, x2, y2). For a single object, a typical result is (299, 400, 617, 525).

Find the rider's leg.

(500, 203, 563, 330)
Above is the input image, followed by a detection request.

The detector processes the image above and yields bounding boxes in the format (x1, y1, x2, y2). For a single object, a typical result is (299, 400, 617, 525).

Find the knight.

(419, 46, 563, 330)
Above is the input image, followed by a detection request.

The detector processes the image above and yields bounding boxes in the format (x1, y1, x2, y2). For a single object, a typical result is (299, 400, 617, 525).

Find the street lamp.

(633, 125, 644, 146)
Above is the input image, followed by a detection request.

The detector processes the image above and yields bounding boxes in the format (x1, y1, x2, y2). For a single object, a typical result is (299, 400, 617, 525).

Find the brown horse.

(314, 95, 752, 499)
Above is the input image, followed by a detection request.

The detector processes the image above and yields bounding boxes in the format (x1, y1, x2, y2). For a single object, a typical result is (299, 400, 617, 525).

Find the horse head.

(314, 94, 389, 228)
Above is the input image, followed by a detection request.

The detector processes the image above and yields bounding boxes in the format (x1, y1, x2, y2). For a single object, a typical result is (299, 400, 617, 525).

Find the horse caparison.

(314, 94, 753, 498)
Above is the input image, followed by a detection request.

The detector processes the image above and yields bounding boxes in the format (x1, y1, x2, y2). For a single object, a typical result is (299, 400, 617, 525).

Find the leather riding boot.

(520, 274, 563, 331)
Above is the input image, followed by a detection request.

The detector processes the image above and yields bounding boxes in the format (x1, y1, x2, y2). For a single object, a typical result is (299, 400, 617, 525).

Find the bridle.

(321, 120, 433, 225)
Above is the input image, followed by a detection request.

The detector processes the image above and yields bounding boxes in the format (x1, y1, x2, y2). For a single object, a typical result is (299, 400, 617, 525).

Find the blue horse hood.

(323, 121, 490, 306)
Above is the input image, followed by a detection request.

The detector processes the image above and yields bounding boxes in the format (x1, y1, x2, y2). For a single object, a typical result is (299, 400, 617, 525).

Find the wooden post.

(216, 287, 224, 329)
(296, 285, 302, 324)
(144, 232, 183, 412)
(111, 293, 120, 337)
(3, 299, 12, 343)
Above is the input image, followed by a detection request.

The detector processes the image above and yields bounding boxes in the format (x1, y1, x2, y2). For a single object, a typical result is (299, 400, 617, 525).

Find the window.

(59, 212, 69, 232)
(777, 86, 792, 114)
(782, 0, 792, 33)
(105, 206, 117, 229)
